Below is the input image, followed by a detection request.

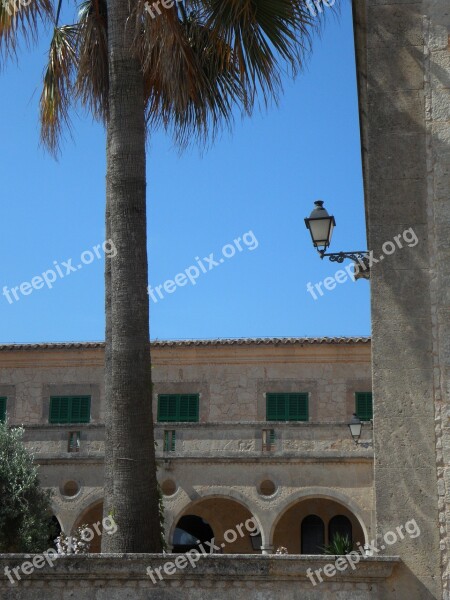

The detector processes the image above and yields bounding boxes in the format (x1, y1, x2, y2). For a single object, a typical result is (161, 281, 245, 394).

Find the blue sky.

(0, 0, 370, 343)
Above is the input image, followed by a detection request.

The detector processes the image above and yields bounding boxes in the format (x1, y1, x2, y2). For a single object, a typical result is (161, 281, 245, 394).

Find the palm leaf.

(134, 0, 332, 146)
(189, 0, 323, 104)
(75, 0, 109, 121)
(39, 24, 78, 155)
(0, 0, 53, 59)
(134, 1, 245, 146)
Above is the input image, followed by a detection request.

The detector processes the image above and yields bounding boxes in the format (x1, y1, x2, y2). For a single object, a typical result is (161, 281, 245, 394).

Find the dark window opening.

(301, 515, 325, 554)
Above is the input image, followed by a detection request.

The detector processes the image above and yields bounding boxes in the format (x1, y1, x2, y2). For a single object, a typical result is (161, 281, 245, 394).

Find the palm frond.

(134, 1, 244, 146)
(75, 0, 109, 121)
(133, 0, 330, 146)
(0, 0, 53, 59)
(188, 0, 324, 106)
(39, 24, 78, 155)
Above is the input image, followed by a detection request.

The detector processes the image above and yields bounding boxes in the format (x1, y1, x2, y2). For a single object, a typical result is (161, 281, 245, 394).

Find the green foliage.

(157, 482, 167, 551)
(323, 533, 353, 555)
(0, 420, 54, 552)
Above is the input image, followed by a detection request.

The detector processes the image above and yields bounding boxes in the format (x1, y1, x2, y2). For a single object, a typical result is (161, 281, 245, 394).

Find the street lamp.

(304, 201, 370, 277)
(348, 413, 362, 444)
(304, 200, 336, 252)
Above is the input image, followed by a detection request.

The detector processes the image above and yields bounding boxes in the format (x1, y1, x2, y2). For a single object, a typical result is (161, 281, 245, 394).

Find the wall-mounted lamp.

(348, 413, 363, 444)
(305, 201, 370, 279)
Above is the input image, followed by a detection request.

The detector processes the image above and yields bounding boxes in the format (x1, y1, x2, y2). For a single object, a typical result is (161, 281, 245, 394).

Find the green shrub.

(323, 533, 353, 555)
(0, 420, 54, 552)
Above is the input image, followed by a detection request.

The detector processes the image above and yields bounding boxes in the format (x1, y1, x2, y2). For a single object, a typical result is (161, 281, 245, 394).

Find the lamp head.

(304, 200, 336, 253)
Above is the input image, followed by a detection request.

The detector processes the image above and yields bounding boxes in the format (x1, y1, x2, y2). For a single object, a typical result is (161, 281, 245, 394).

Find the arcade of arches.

(68, 496, 365, 555)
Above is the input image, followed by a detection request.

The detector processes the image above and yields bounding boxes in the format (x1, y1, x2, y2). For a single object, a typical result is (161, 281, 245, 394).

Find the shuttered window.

(262, 428, 275, 451)
(158, 395, 199, 422)
(355, 392, 373, 421)
(49, 396, 91, 424)
(0, 397, 6, 422)
(164, 430, 176, 452)
(68, 431, 81, 452)
(266, 393, 309, 422)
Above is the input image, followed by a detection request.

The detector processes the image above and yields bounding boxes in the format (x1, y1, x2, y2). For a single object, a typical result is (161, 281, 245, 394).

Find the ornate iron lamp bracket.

(318, 251, 371, 279)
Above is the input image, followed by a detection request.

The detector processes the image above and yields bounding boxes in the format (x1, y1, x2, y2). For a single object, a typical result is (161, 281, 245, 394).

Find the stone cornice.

(0, 338, 371, 368)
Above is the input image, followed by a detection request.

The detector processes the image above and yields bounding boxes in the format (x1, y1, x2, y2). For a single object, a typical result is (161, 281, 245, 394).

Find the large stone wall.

(354, 0, 450, 598)
(0, 555, 399, 599)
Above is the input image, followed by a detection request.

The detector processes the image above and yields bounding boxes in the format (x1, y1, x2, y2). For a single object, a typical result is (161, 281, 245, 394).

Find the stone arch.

(72, 499, 104, 553)
(72, 491, 104, 518)
(169, 494, 264, 554)
(270, 488, 369, 551)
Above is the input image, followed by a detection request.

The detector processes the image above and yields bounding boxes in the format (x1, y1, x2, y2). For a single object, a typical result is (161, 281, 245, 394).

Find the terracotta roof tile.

(0, 337, 370, 351)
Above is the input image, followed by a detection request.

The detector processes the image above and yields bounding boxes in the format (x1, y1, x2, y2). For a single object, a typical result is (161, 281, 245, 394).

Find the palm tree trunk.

(102, 0, 161, 552)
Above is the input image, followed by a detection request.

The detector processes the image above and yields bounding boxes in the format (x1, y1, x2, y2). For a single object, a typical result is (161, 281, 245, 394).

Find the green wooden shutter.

(158, 395, 178, 422)
(50, 397, 70, 423)
(70, 397, 91, 423)
(178, 395, 199, 422)
(163, 430, 176, 451)
(267, 394, 287, 420)
(49, 397, 60, 423)
(179, 396, 190, 421)
(158, 396, 169, 422)
(288, 393, 309, 421)
(50, 396, 90, 424)
(0, 397, 6, 422)
(276, 394, 288, 420)
(356, 392, 373, 421)
(158, 395, 199, 422)
(266, 395, 278, 421)
(267, 393, 309, 421)
(186, 395, 199, 422)
(269, 429, 275, 445)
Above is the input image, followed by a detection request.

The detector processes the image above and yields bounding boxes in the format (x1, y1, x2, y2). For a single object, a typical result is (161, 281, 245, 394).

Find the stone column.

(353, 0, 449, 597)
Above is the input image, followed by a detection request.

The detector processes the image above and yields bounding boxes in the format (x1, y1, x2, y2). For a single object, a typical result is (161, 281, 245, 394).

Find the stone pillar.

(353, 0, 449, 597)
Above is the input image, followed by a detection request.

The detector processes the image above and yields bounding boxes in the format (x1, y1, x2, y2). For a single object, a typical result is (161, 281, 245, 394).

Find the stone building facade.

(1, 2, 449, 598)
(0, 338, 374, 555)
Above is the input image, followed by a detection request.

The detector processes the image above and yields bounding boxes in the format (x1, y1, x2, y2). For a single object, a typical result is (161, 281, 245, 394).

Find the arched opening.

(301, 515, 325, 554)
(173, 515, 214, 553)
(47, 515, 62, 549)
(272, 497, 365, 554)
(172, 496, 261, 554)
(73, 500, 103, 553)
(329, 515, 352, 545)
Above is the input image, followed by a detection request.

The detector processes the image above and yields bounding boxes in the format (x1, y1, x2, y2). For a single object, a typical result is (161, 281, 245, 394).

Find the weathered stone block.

(368, 47, 424, 90)
(368, 4, 424, 48)
(369, 133, 427, 180)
